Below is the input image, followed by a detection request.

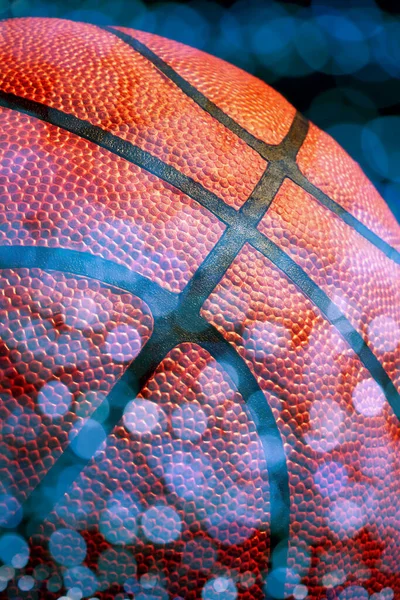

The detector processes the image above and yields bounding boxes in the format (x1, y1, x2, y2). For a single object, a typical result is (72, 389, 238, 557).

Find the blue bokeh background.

(2, 0, 399, 221)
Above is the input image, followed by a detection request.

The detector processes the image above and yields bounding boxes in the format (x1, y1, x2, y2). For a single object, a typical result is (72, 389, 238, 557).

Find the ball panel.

(30, 343, 270, 599)
(0, 15, 399, 600)
(296, 123, 400, 252)
(258, 179, 400, 396)
(117, 27, 296, 147)
(0, 107, 226, 293)
(0, 268, 153, 505)
(0, 17, 267, 211)
(201, 244, 400, 598)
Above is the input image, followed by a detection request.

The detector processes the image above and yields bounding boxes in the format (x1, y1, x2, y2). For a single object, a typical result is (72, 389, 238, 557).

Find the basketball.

(0, 16, 400, 600)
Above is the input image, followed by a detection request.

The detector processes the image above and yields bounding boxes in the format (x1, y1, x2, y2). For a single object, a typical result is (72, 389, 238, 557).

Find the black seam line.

(0, 90, 235, 227)
(0, 245, 176, 312)
(103, 25, 400, 268)
(2, 88, 398, 270)
(18, 326, 181, 538)
(179, 162, 287, 316)
(104, 24, 308, 164)
(96, 323, 290, 600)
(166, 118, 308, 600)
(288, 167, 400, 265)
(2, 88, 398, 515)
(250, 230, 400, 420)
(99, 323, 290, 600)
(0, 244, 289, 587)
(0, 88, 291, 590)
(1, 72, 397, 582)
(186, 326, 290, 574)
(239, 161, 286, 223)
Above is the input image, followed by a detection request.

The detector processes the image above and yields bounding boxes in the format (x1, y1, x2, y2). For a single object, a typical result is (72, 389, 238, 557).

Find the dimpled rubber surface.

(0, 268, 153, 504)
(201, 244, 400, 598)
(0, 15, 400, 600)
(297, 122, 400, 252)
(116, 28, 296, 147)
(0, 18, 266, 211)
(29, 344, 269, 600)
(258, 180, 400, 395)
(0, 108, 225, 293)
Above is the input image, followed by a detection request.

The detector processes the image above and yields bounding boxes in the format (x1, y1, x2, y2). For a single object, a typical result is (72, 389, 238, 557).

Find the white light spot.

(141, 505, 182, 544)
(354, 564, 371, 581)
(304, 398, 345, 453)
(238, 432, 271, 473)
(124, 577, 139, 595)
(104, 324, 142, 362)
(243, 319, 292, 359)
(33, 565, 50, 581)
(368, 315, 400, 352)
(314, 461, 348, 499)
(338, 585, 368, 600)
(327, 499, 367, 539)
(38, 380, 73, 417)
(0, 534, 29, 568)
(76, 391, 110, 423)
(12, 553, 29, 568)
(371, 589, 395, 600)
(18, 576, 35, 591)
(64, 297, 98, 330)
(353, 379, 386, 417)
(283, 543, 311, 580)
(123, 398, 163, 435)
(67, 587, 83, 600)
(202, 576, 237, 600)
(0, 579, 7, 592)
(322, 568, 346, 588)
(69, 419, 106, 459)
(266, 568, 299, 599)
(171, 402, 208, 442)
(63, 567, 98, 598)
(293, 584, 308, 600)
(47, 575, 62, 592)
(49, 529, 87, 567)
(99, 491, 141, 545)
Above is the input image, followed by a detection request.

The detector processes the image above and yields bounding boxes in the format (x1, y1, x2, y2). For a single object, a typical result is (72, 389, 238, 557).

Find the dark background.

(1, 0, 399, 222)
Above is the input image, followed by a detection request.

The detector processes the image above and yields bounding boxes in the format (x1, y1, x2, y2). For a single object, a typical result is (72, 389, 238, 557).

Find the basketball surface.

(0, 16, 400, 600)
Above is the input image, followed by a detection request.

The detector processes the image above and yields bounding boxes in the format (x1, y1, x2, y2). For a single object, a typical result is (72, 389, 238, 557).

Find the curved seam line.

(0, 90, 236, 226)
(0, 246, 290, 590)
(1, 89, 399, 268)
(0, 99, 397, 417)
(102, 25, 400, 266)
(250, 231, 400, 420)
(0, 245, 176, 309)
(102, 24, 284, 161)
(288, 168, 400, 265)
